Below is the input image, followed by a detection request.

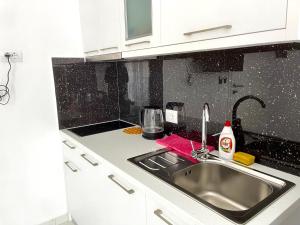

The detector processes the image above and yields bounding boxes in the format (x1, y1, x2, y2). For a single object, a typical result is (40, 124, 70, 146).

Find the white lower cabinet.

(63, 143, 103, 225)
(146, 193, 200, 225)
(62, 140, 146, 225)
(100, 166, 147, 225)
(64, 158, 84, 224)
(62, 138, 200, 225)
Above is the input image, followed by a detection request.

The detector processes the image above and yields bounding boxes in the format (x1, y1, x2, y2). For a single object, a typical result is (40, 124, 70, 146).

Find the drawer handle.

(154, 209, 173, 225)
(81, 154, 99, 166)
(62, 140, 76, 149)
(100, 46, 118, 51)
(64, 161, 78, 173)
(108, 174, 134, 194)
(184, 24, 232, 36)
(125, 40, 150, 47)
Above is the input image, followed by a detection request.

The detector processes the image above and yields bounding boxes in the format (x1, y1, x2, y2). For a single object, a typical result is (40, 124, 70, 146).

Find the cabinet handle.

(62, 140, 76, 149)
(81, 154, 99, 166)
(108, 174, 134, 194)
(64, 161, 78, 173)
(84, 50, 99, 55)
(100, 46, 118, 51)
(125, 40, 150, 47)
(154, 209, 173, 225)
(184, 24, 232, 36)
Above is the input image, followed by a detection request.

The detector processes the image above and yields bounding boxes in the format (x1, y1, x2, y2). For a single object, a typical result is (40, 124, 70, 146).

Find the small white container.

(219, 120, 236, 160)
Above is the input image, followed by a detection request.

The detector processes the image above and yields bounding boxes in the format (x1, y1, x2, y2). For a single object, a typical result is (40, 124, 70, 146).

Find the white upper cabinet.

(79, 0, 122, 55)
(98, 0, 122, 54)
(121, 0, 160, 51)
(78, 0, 300, 58)
(125, 0, 152, 40)
(78, 0, 102, 54)
(160, 0, 288, 46)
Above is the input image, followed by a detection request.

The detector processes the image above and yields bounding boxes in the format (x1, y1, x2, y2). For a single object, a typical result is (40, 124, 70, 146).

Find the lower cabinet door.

(64, 150, 104, 225)
(146, 193, 200, 225)
(100, 166, 147, 225)
(64, 157, 87, 225)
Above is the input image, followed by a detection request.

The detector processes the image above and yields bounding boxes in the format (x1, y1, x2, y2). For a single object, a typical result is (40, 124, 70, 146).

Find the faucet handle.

(191, 148, 209, 160)
(191, 149, 199, 159)
(199, 148, 208, 154)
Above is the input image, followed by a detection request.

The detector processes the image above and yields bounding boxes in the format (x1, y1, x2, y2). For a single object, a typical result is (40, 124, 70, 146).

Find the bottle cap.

(224, 120, 231, 127)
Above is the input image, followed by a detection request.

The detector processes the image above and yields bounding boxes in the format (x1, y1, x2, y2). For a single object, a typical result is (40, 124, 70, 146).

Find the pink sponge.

(156, 134, 215, 162)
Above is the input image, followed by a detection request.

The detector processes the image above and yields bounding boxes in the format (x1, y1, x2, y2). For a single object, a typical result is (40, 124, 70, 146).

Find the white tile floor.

(60, 222, 75, 225)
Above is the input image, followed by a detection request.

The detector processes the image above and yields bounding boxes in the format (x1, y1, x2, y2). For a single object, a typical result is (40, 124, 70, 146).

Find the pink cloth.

(156, 134, 215, 162)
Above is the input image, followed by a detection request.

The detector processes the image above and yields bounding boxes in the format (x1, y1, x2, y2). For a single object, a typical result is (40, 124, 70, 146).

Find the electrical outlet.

(166, 109, 178, 124)
(1, 51, 23, 62)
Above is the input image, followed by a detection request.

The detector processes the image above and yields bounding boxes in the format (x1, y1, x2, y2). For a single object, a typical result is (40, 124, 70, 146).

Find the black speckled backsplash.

(52, 59, 119, 129)
(52, 44, 300, 176)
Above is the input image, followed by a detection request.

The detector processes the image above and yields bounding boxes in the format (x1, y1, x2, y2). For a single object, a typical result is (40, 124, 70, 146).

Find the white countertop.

(61, 127, 300, 225)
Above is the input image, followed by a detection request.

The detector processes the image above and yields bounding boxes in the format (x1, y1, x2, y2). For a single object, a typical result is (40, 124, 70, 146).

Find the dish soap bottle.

(219, 120, 236, 160)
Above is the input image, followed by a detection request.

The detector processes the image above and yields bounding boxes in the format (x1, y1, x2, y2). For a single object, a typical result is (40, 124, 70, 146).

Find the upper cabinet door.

(98, 0, 122, 54)
(125, 0, 152, 40)
(160, 0, 288, 46)
(79, 0, 102, 53)
(79, 0, 122, 55)
(122, 0, 160, 51)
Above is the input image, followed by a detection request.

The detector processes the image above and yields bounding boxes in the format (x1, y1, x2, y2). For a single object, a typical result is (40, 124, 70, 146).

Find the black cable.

(0, 56, 11, 105)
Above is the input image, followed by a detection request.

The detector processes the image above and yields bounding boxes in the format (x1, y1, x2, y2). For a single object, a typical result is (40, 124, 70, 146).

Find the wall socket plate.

(0, 51, 23, 62)
(166, 109, 178, 124)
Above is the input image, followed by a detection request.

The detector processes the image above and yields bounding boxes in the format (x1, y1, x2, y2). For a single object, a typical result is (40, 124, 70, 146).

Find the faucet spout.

(232, 95, 266, 149)
(202, 103, 210, 151)
(192, 103, 210, 161)
(232, 95, 266, 122)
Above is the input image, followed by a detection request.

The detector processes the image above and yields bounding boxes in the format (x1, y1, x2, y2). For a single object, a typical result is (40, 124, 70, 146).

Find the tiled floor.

(60, 222, 75, 225)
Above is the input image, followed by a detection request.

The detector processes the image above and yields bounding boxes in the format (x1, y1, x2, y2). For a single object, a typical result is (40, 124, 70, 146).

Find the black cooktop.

(69, 120, 135, 137)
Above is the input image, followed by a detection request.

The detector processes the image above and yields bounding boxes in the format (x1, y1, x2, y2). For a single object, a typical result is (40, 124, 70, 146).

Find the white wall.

(0, 1, 83, 225)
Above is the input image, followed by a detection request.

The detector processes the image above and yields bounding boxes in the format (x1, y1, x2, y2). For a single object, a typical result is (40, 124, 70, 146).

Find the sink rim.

(172, 158, 287, 191)
(128, 149, 295, 224)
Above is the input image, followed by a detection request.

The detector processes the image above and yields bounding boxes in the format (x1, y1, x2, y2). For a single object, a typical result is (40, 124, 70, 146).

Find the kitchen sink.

(172, 161, 285, 213)
(128, 149, 295, 224)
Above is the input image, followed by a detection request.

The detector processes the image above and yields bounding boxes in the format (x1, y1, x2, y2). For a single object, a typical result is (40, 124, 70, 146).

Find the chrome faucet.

(192, 103, 210, 160)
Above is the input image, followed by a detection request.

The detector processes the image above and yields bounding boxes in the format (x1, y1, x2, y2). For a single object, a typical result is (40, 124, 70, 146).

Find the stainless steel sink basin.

(173, 161, 282, 211)
(128, 149, 295, 224)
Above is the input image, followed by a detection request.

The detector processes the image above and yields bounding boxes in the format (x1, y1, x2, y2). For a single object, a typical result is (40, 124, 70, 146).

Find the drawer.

(146, 193, 201, 225)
